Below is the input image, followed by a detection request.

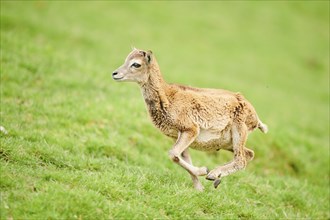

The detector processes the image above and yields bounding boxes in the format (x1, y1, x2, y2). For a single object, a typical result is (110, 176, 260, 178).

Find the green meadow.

(0, 1, 329, 219)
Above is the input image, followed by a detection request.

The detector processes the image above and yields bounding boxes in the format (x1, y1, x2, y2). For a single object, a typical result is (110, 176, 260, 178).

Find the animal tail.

(258, 120, 268, 133)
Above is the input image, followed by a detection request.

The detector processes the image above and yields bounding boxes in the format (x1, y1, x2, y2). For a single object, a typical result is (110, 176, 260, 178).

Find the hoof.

(206, 173, 222, 188)
(214, 179, 221, 188)
(206, 174, 216, 181)
(206, 172, 221, 181)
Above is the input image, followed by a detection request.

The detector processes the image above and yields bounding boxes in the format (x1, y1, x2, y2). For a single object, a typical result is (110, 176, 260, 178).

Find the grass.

(0, 1, 329, 219)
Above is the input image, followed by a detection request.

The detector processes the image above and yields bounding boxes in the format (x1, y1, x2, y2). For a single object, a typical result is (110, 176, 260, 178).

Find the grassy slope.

(0, 1, 329, 219)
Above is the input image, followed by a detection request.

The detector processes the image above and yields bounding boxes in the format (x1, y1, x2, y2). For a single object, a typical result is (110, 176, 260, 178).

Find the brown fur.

(112, 48, 268, 191)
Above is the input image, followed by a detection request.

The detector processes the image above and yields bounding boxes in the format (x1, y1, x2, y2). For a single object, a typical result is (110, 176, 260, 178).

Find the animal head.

(112, 48, 153, 84)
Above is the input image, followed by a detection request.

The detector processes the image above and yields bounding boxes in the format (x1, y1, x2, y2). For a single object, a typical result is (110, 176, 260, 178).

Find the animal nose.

(112, 71, 118, 77)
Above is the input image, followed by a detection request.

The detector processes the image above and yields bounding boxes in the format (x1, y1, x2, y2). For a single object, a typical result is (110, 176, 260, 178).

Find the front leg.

(168, 128, 208, 177)
(181, 149, 205, 191)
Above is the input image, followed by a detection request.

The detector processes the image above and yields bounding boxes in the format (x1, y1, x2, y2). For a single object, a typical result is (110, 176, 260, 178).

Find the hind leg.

(206, 122, 249, 187)
(244, 147, 254, 162)
(225, 147, 254, 162)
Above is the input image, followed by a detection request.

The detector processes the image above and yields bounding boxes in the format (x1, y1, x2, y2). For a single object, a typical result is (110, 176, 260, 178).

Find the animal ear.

(146, 50, 152, 64)
(138, 50, 147, 57)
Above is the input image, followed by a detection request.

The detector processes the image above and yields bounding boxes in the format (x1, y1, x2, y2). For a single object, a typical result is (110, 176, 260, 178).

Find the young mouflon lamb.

(112, 48, 268, 191)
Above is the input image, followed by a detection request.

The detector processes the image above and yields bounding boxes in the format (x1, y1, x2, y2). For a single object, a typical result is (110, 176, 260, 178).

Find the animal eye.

(131, 63, 141, 68)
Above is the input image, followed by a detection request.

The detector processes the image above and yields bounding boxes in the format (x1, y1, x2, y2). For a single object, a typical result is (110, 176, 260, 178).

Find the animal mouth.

(112, 75, 124, 81)
(112, 71, 125, 81)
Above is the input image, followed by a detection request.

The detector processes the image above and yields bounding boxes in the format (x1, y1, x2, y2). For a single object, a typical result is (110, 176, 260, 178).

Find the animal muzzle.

(112, 71, 124, 81)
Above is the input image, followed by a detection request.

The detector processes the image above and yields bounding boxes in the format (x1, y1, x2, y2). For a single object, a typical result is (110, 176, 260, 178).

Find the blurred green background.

(0, 1, 329, 219)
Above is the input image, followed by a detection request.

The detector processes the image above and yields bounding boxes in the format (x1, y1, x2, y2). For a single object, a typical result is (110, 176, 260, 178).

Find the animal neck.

(140, 59, 169, 110)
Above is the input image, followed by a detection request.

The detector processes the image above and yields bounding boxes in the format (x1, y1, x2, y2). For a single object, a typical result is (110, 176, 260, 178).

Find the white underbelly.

(196, 129, 220, 142)
(191, 128, 232, 152)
